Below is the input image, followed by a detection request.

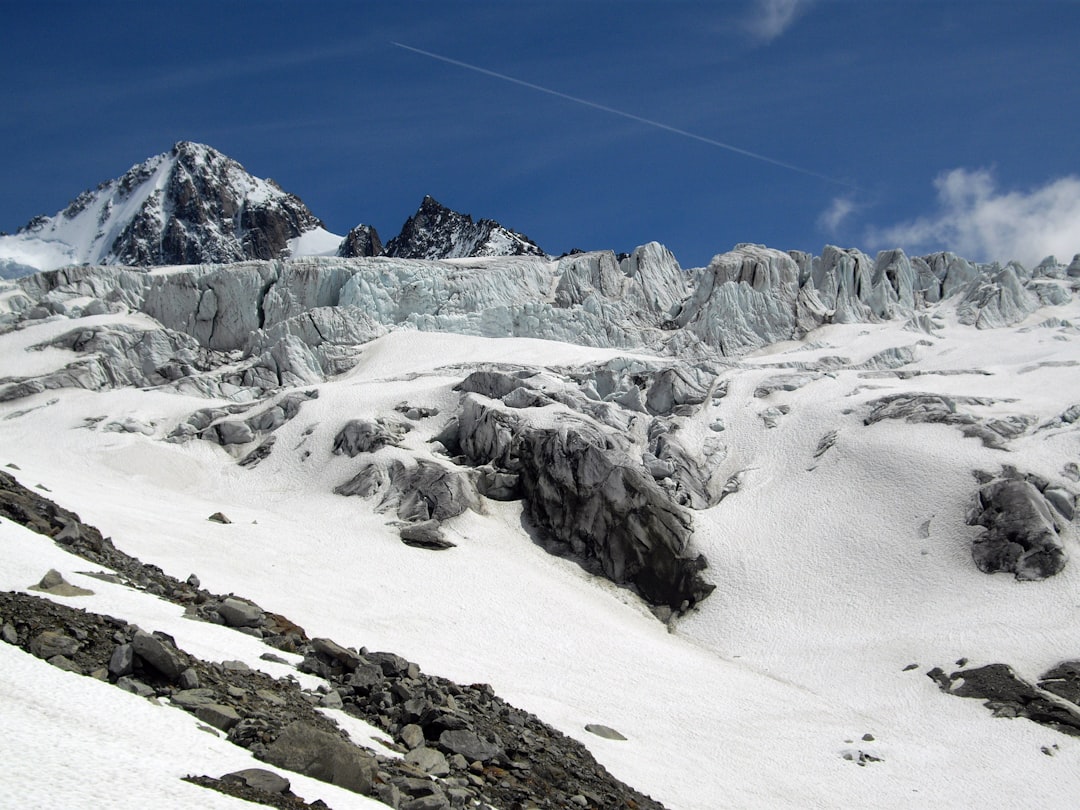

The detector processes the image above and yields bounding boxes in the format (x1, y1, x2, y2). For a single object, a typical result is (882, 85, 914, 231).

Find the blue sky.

(2, 0, 1078, 268)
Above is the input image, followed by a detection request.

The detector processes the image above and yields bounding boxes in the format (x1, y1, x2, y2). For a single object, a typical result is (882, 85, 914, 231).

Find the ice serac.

(675, 244, 803, 355)
(451, 371, 715, 612)
(968, 476, 1068, 580)
(384, 195, 546, 259)
(0, 142, 324, 274)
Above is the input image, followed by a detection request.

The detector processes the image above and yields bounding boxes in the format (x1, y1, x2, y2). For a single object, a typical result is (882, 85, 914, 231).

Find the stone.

(195, 703, 241, 731)
(131, 629, 186, 681)
(178, 668, 201, 689)
(400, 723, 426, 750)
(585, 724, 627, 741)
(217, 597, 264, 628)
(405, 747, 451, 776)
(207, 512, 231, 524)
(29, 569, 94, 597)
(171, 689, 217, 709)
(311, 637, 361, 671)
(222, 768, 291, 795)
(108, 643, 135, 678)
(402, 795, 452, 810)
(1, 623, 17, 645)
(30, 630, 80, 660)
(261, 720, 377, 794)
(48, 654, 82, 673)
(437, 730, 502, 763)
(116, 676, 155, 698)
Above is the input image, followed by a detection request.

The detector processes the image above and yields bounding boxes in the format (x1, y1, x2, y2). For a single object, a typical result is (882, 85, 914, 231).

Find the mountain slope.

(0, 142, 327, 275)
(2, 240, 1080, 808)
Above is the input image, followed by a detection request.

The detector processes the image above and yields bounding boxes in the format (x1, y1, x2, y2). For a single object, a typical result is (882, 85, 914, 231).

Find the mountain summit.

(384, 195, 545, 260)
(0, 142, 325, 276)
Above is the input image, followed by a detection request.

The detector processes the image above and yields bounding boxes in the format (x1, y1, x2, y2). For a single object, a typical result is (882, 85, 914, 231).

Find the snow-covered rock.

(384, 195, 545, 259)
(0, 142, 326, 275)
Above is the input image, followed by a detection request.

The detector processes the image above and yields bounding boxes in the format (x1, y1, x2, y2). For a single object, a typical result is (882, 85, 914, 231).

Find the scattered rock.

(222, 768, 291, 795)
(585, 724, 627, 741)
(208, 512, 232, 524)
(218, 597, 265, 628)
(30, 630, 80, 660)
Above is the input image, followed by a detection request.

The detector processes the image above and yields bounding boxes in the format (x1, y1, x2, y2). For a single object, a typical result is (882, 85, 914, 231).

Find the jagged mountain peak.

(384, 194, 546, 260)
(0, 142, 325, 276)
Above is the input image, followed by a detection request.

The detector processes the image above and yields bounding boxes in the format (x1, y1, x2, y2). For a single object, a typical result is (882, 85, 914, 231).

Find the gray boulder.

(437, 729, 502, 763)
(222, 768, 291, 795)
(30, 630, 80, 660)
(131, 629, 187, 681)
(217, 598, 264, 629)
(261, 720, 377, 795)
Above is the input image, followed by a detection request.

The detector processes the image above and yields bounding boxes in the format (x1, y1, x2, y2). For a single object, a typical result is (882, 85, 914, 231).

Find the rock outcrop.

(384, 195, 545, 260)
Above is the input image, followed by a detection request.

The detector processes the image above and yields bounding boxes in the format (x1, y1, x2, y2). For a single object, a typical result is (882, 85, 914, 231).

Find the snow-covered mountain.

(0, 145, 548, 278)
(383, 195, 546, 260)
(0, 142, 330, 277)
(3, 145, 1080, 808)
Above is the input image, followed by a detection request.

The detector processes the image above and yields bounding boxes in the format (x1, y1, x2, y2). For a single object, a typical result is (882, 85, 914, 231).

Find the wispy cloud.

(869, 168, 1080, 268)
(745, 0, 811, 43)
(818, 194, 857, 233)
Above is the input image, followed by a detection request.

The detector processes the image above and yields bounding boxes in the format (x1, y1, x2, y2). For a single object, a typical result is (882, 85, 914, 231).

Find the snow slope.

(3, 287, 1080, 808)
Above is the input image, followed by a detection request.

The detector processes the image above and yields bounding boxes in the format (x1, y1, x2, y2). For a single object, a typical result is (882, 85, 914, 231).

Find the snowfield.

(3, 280, 1080, 808)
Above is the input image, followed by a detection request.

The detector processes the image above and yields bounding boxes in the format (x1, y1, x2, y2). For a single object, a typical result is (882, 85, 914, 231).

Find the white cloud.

(745, 0, 811, 43)
(869, 168, 1080, 268)
(818, 194, 856, 233)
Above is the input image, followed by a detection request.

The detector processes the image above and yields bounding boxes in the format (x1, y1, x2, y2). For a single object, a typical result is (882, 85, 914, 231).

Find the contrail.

(391, 41, 854, 188)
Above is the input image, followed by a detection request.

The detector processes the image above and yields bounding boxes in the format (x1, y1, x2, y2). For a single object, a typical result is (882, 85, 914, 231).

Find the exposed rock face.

(967, 476, 1068, 580)
(337, 224, 383, 258)
(384, 195, 545, 259)
(928, 662, 1080, 737)
(0, 142, 323, 272)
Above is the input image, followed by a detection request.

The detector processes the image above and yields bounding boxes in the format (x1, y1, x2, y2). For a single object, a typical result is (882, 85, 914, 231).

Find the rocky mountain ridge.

(0, 143, 548, 277)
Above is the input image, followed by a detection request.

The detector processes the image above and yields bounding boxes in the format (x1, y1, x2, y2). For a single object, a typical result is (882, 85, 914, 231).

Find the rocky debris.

(927, 662, 1080, 737)
(185, 772, 326, 809)
(967, 470, 1071, 580)
(28, 568, 93, 597)
(384, 195, 545, 260)
(0, 475, 668, 809)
